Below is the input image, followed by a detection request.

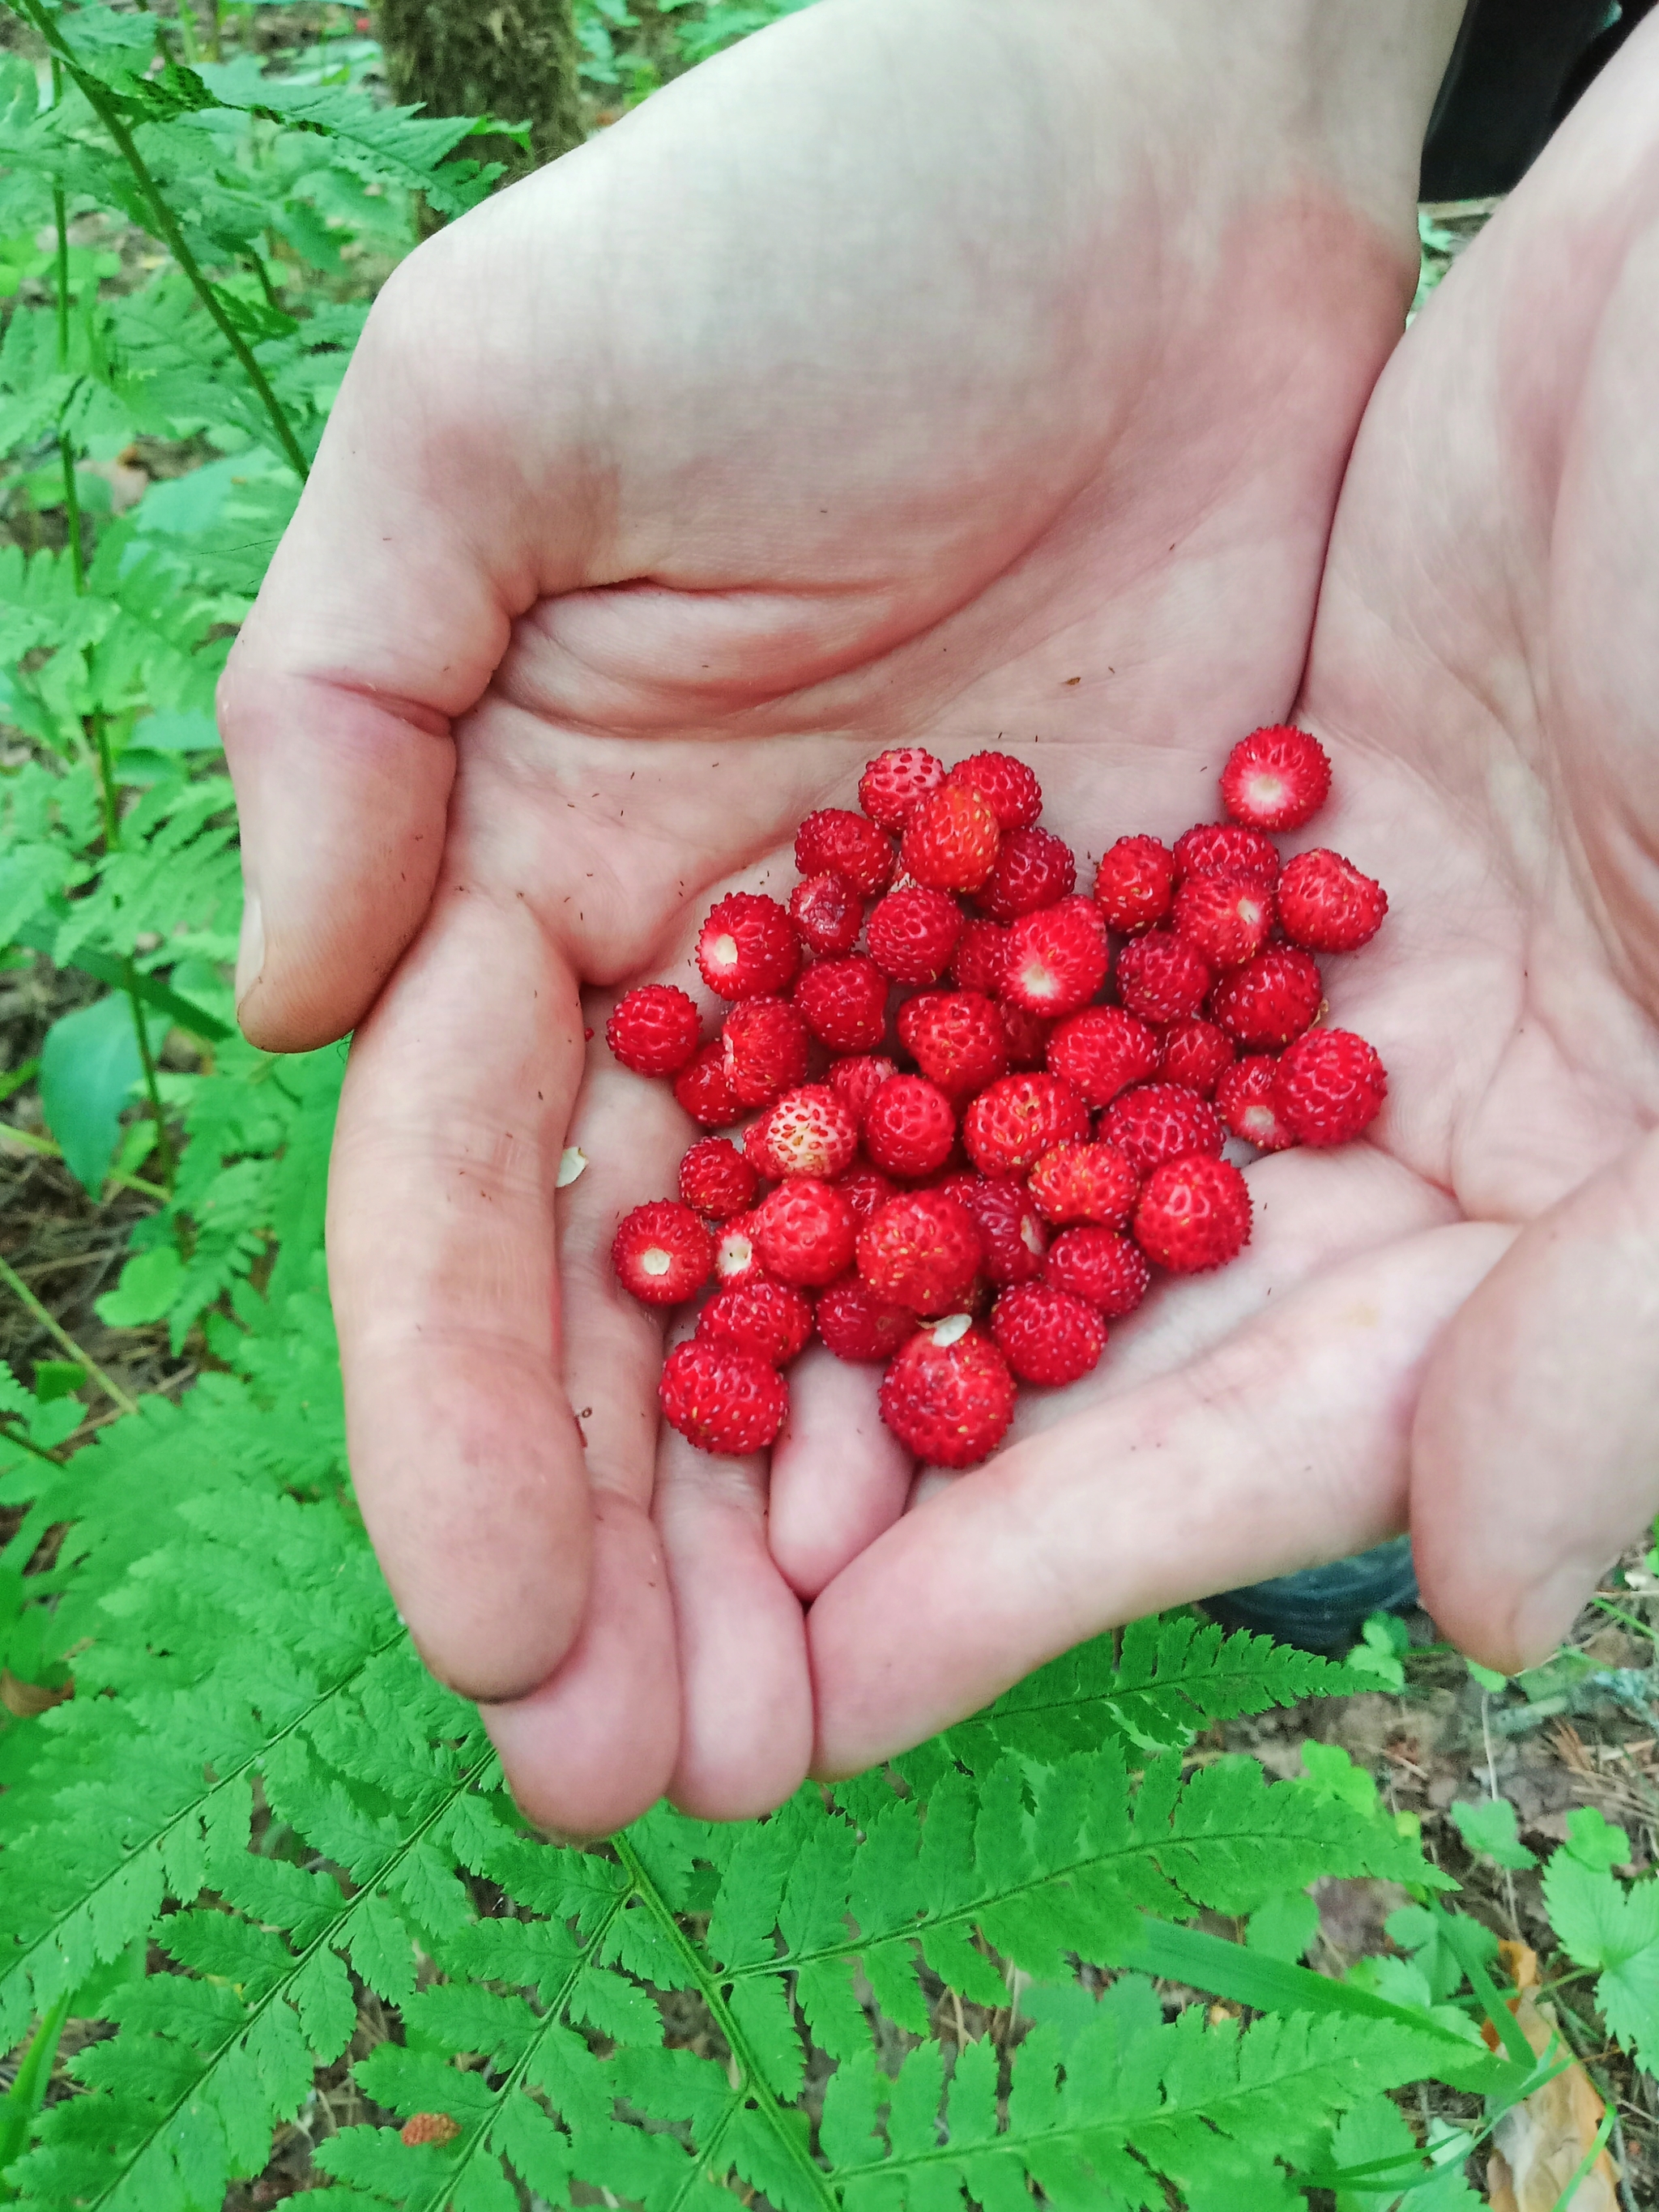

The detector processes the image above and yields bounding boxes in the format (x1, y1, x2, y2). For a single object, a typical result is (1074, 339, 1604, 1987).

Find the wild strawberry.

(1272, 1028, 1387, 1145)
(795, 955, 889, 1051)
(878, 1318, 1016, 1467)
(1115, 930, 1212, 1024)
(1172, 872, 1273, 970)
(1045, 1006, 1161, 1108)
(947, 749, 1043, 829)
(1157, 1017, 1235, 1098)
(753, 1178, 858, 1286)
(834, 1163, 898, 1223)
(953, 1174, 1047, 1284)
(612, 1202, 715, 1305)
(696, 892, 800, 999)
(949, 915, 1012, 995)
(795, 808, 896, 897)
(1133, 1154, 1252, 1272)
(1275, 849, 1388, 953)
(1094, 834, 1176, 934)
(1215, 1055, 1298, 1151)
(962, 1071, 1090, 1177)
(1209, 945, 1323, 1049)
(697, 1278, 814, 1366)
(1173, 821, 1281, 888)
(862, 1074, 957, 1178)
(659, 1339, 788, 1455)
(998, 1000, 1052, 1069)
(722, 995, 810, 1106)
(898, 991, 1007, 1098)
(605, 984, 702, 1076)
(1100, 1082, 1225, 1174)
(979, 826, 1076, 921)
(1220, 724, 1331, 832)
(991, 1282, 1105, 1387)
(827, 1054, 897, 1120)
(1003, 897, 1109, 1016)
(1044, 1227, 1151, 1315)
(902, 783, 1001, 893)
(866, 885, 963, 982)
(679, 1136, 758, 1218)
(815, 1275, 918, 1363)
(674, 1041, 739, 1127)
(1027, 1141, 1139, 1229)
(758, 1085, 859, 1178)
(713, 1211, 768, 1290)
(859, 745, 945, 829)
(790, 872, 864, 957)
(857, 1191, 983, 1315)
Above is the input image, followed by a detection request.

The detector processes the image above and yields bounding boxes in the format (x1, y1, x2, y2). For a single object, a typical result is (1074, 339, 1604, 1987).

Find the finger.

(809, 1221, 1511, 1776)
(328, 880, 592, 1703)
(766, 1346, 913, 1599)
(1413, 1132, 1659, 1673)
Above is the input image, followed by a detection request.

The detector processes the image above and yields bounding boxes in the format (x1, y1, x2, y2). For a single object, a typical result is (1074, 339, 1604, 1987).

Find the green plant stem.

(55, 437, 84, 591)
(1591, 1595, 1657, 1645)
(247, 249, 281, 313)
(0, 1124, 168, 1202)
(0, 1412, 67, 1469)
(0, 1252, 137, 1416)
(0, 1989, 73, 2197)
(122, 957, 175, 1191)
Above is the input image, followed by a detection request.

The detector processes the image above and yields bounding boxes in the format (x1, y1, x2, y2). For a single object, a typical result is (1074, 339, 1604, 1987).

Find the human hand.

(219, 0, 1460, 1832)
(808, 19, 1659, 1775)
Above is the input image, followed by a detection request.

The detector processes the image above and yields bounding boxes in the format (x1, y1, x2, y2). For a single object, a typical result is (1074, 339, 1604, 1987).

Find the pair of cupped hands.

(219, 0, 1659, 1837)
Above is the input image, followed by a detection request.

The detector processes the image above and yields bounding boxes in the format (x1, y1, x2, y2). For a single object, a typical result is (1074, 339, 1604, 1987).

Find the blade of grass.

(0, 1990, 72, 2198)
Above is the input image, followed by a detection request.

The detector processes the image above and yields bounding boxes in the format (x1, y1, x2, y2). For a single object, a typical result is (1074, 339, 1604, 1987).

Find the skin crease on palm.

(212, 0, 1658, 1840)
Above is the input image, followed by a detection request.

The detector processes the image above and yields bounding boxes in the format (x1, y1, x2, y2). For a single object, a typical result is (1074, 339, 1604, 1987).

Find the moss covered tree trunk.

(376, 0, 583, 199)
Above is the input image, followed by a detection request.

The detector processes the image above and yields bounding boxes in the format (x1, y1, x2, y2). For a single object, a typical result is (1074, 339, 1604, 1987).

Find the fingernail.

(235, 889, 264, 1013)
(1512, 1560, 1604, 1669)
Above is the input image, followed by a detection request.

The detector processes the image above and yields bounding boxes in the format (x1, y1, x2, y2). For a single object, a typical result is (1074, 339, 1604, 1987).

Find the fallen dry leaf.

(1485, 1946, 1619, 2212)
(1, 1666, 72, 1718)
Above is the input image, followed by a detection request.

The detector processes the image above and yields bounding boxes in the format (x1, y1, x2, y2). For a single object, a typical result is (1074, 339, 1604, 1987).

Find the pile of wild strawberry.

(604, 729, 1387, 1468)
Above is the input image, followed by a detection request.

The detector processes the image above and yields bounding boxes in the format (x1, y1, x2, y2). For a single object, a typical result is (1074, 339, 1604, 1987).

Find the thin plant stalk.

(0, 1124, 167, 1202)
(0, 1253, 138, 1416)
(122, 957, 177, 1190)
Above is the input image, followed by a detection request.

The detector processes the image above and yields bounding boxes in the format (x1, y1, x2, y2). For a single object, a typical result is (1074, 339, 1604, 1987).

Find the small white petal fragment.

(557, 1147, 587, 1188)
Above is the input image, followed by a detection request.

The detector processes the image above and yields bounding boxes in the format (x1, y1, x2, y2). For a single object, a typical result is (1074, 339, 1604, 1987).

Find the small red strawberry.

(697, 892, 801, 999)
(1045, 1006, 1162, 1109)
(1044, 1227, 1151, 1315)
(865, 885, 964, 982)
(1093, 834, 1175, 934)
(878, 1318, 1016, 1467)
(722, 995, 811, 1106)
(1027, 1140, 1139, 1229)
(795, 808, 896, 897)
(946, 749, 1043, 829)
(857, 1191, 983, 1315)
(898, 990, 1008, 1098)
(795, 955, 889, 1051)
(991, 1281, 1105, 1386)
(1220, 724, 1331, 832)
(790, 872, 864, 957)
(697, 1278, 814, 1366)
(962, 1071, 1090, 1177)
(1272, 1027, 1387, 1145)
(1157, 1017, 1235, 1098)
(612, 1202, 715, 1305)
(815, 1275, 918, 1362)
(674, 1041, 740, 1127)
(713, 1212, 768, 1290)
(1274, 849, 1388, 953)
(1100, 1082, 1225, 1174)
(753, 1178, 858, 1286)
(859, 746, 945, 829)
(998, 999, 1052, 1069)
(827, 1054, 898, 1119)
(862, 1074, 957, 1178)
(951, 1174, 1047, 1284)
(1173, 822, 1281, 888)
(979, 825, 1076, 921)
(1171, 872, 1273, 970)
(1003, 897, 1109, 1016)
(679, 1136, 759, 1218)
(660, 1340, 788, 1454)
(1215, 1055, 1298, 1151)
(834, 1162, 898, 1222)
(1132, 1154, 1252, 1272)
(901, 782, 1001, 893)
(1209, 945, 1323, 1049)
(757, 1085, 859, 1178)
(949, 915, 1012, 995)
(605, 984, 702, 1076)
(1115, 931, 1213, 1024)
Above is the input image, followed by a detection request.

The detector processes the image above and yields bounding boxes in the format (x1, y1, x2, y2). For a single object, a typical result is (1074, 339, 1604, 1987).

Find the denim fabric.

(1201, 1537, 1419, 1652)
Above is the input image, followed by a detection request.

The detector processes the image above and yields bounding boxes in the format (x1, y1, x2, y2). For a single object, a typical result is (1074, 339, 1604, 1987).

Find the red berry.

(795, 955, 889, 1051)
(679, 1136, 758, 1218)
(897, 990, 1007, 1098)
(1173, 822, 1281, 888)
(1093, 835, 1175, 934)
(697, 1278, 814, 1366)
(1275, 849, 1388, 953)
(834, 1163, 898, 1222)
(998, 1000, 1052, 1069)
(859, 746, 945, 829)
(605, 984, 702, 1076)
(862, 1074, 957, 1178)
(1100, 1081, 1225, 1174)
(1272, 1028, 1387, 1145)
(1220, 724, 1331, 832)
(878, 1319, 1016, 1467)
(753, 1178, 858, 1286)
(953, 1174, 1047, 1284)
(790, 872, 864, 957)
(1003, 897, 1109, 1016)
(660, 1340, 788, 1454)
(1027, 1141, 1139, 1229)
(816, 1275, 918, 1363)
(946, 749, 1043, 829)
(722, 995, 811, 1106)
(1044, 1227, 1151, 1316)
(758, 1084, 859, 1178)
(1215, 1055, 1299, 1152)
(857, 1191, 983, 1315)
(1045, 1006, 1162, 1109)
(1171, 873, 1273, 970)
(1158, 1017, 1235, 1098)
(828, 1054, 898, 1120)
(992, 1282, 1105, 1386)
(696, 892, 800, 1000)
(962, 1071, 1090, 1177)
(901, 783, 1001, 894)
(674, 1041, 739, 1128)
(949, 915, 1012, 995)
(1209, 946, 1323, 1049)
(612, 1202, 715, 1306)
(1115, 930, 1213, 1024)
(795, 808, 896, 898)
(979, 825, 1076, 921)
(866, 886, 964, 983)
(1133, 1153, 1252, 1272)
(713, 1212, 768, 1290)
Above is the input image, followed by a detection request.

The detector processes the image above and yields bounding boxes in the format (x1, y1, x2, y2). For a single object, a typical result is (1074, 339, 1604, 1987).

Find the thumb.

(1411, 1131, 1659, 1672)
